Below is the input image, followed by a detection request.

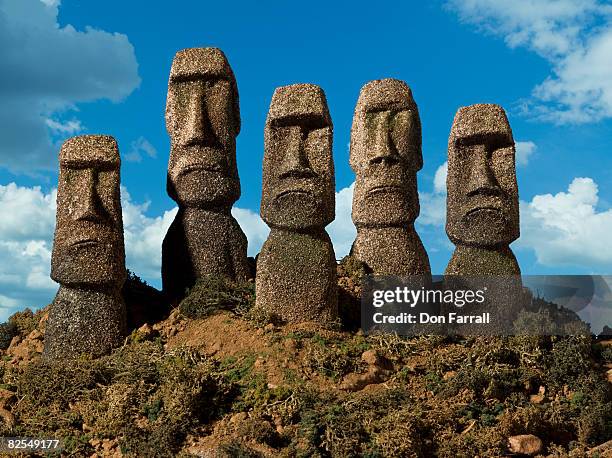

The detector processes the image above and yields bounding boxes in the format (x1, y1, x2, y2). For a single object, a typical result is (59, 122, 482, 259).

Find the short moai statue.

(162, 48, 249, 302)
(350, 79, 431, 278)
(44, 135, 127, 360)
(255, 84, 338, 324)
(445, 104, 521, 275)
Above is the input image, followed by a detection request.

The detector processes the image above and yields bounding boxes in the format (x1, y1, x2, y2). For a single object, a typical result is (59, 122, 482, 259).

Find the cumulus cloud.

(418, 162, 447, 227)
(0, 183, 177, 319)
(232, 207, 269, 257)
(517, 177, 612, 268)
(125, 137, 158, 163)
(446, 0, 612, 123)
(515, 141, 537, 166)
(0, 182, 367, 318)
(328, 183, 357, 259)
(0, 183, 56, 320)
(0, 0, 140, 172)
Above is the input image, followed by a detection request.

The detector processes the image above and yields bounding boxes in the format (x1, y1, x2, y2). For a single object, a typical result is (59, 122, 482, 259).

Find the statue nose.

(466, 144, 501, 197)
(182, 87, 215, 147)
(73, 169, 107, 222)
(279, 126, 314, 179)
(369, 114, 399, 166)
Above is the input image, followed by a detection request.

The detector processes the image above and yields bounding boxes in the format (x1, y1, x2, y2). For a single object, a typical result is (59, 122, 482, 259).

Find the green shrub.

(179, 276, 255, 319)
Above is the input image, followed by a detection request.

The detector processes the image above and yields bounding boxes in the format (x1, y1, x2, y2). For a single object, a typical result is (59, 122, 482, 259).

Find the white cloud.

(433, 161, 448, 194)
(0, 183, 179, 319)
(0, 184, 56, 319)
(120, 187, 177, 281)
(0, 0, 140, 172)
(125, 137, 158, 163)
(418, 162, 447, 227)
(328, 183, 357, 259)
(446, 0, 612, 123)
(517, 177, 612, 267)
(232, 207, 269, 257)
(0, 182, 369, 318)
(515, 141, 537, 166)
(45, 118, 83, 135)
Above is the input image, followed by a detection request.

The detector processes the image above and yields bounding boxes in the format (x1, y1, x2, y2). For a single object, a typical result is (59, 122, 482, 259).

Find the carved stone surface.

(44, 286, 126, 359)
(162, 207, 249, 301)
(445, 104, 520, 275)
(256, 83, 338, 323)
(162, 47, 249, 301)
(256, 230, 337, 323)
(44, 135, 127, 360)
(350, 79, 430, 277)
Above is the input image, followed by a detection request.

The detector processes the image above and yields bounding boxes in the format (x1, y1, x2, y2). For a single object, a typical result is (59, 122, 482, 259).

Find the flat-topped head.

(261, 84, 335, 229)
(166, 47, 241, 208)
(51, 135, 126, 287)
(446, 104, 520, 246)
(350, 79, 422, 226)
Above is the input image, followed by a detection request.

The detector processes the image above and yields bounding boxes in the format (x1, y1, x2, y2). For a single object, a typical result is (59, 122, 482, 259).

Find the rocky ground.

(0, 260, 610, 457)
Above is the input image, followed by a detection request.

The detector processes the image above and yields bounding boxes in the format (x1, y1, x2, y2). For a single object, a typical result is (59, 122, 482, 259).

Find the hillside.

(0, 266, 610, 457)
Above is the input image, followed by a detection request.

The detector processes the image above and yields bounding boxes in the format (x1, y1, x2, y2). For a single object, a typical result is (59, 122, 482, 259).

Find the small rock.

(267, 383, 278, 389)
(361, 350, 379, 366)
(508, 434, 543, 456)
(7, 336, 21, 351)
(136, 323, 159, 341)
(27, 329, 43, 341)
(0, 388, 16, 404)
(210, 341, 222, 355)
(361, 350, 392, 369)
(284, 338, 297, 351)
(443, 370, 457, 380)
(89, 439, 101, 447)
(230, 412, 248, 424)
(264, 323, 275, 332)
(339, 367, 384, 392)
(0, 407, 15, 427)
(530, 386, 546, 404)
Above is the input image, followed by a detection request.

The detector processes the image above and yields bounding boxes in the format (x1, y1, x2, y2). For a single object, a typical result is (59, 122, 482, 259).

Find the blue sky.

(2, 0, 612, 319)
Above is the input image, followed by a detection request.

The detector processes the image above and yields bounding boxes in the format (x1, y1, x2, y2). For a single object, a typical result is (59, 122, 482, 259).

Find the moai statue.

(162, 48, 249, 302)
(350, 79, 431, 278)
(44, 135, 127, 360)
(445, 104, 521, 275)
(255, 84, 338, 324)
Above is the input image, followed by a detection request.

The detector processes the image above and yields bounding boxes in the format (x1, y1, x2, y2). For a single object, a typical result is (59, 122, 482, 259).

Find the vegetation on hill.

(0, 263, 609, 457)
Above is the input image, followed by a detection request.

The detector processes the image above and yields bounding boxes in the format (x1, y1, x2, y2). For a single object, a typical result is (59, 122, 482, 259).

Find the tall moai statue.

(162, 48, 249, 302)
(44, 135, 127, 360)
(350, 79, 431, 277)
(255, 84, 338, 324)
(445, 104, 521, 275)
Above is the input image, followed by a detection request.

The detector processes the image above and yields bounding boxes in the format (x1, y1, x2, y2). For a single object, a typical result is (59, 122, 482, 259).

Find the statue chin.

(265, 193, 328, 229)
(174, 172, 238, 207)
(354, 196, 415, 227)
(51, 243, 123, 287)
(452, 209, 516, 246)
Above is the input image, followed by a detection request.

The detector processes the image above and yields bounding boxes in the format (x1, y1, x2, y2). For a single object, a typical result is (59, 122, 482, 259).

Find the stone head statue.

(350, 79, 422, 226)
(51, 135, 126, 287)
(261, 83, 335, 230)
(446, 104, 519, 247)
(166, 47, 241, 208)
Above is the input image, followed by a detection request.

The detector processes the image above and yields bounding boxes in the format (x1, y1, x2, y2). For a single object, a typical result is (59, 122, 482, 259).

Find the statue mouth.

(368, 185, 402, 196)
(465, 206, 503, 217)
(276, 189, 313, 199)
(179, 163, 224, 176)
(70, 239, 99, 248)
